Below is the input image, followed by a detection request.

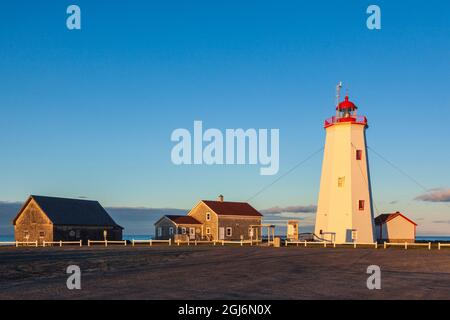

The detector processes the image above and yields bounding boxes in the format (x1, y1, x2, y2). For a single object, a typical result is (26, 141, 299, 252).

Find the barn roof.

(202, 200, 263, 217)
(13, 195, 123, 228)
(164, 215, 202, 225)
(374, 212, 417, 226)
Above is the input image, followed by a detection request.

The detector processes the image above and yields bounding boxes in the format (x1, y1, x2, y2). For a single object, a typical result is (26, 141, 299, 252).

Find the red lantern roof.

(337, 96, 357, 110)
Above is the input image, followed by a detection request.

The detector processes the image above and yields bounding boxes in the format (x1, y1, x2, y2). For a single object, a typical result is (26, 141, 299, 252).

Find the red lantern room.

(336, 96, 357, 118)
(324, 94, 368, 128)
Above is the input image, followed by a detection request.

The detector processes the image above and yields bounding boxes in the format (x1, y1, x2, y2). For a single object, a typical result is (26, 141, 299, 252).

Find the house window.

(39, 231, 45, 237)
(206, 212, 211, 221)
(356, 150, 362, 160)
(226, 227, 232, 237)
(169, 227, 174, 235)
(158, 227, 162, 237)
(358, 200, 365, 211)
(181, 227, 186, 235)
(206, 227, 211, 235)
(338, 177, 345, 188)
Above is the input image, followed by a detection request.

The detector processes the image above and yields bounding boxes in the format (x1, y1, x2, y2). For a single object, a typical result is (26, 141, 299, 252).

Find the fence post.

(43, 241, 46, 247)
(333, 242, 336, 248)
(15, 241, 18, 247)
(60, 240, 63, 247)
(222, 240, 225, 246)
(169, 238, 172, 246)
(88, 240, 91, 247)
(384, 242, 386, 249)
(324, 242, 327, 248)
(438, 243, 441, 250)
(80, 240, 82, 247)
(105, 240, 108, 247)
(35, 240, 38, 247)
(354, 242, 357, 249)
(177, 240, 180, 246)
(150, 239, 153, 246)
(240, 240, 243, 246)
(124, 240, 127, 246)
(404, 242, 407, 250)
(428, 242, 431, 250)
(304, 241, 307, 247)
(375, 242, 378, 249)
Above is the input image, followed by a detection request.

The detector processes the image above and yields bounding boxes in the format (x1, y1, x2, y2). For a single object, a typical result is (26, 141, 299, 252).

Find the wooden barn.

(155, 195, 263, 241)
(375, 211, 417, 243)
(13, 195, 123, 244)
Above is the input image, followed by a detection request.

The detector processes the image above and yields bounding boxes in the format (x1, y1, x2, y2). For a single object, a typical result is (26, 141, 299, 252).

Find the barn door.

(219, 227, 225, 240)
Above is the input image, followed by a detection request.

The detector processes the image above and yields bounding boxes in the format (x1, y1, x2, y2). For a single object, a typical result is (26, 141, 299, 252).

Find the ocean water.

(416, 236, 450, 242)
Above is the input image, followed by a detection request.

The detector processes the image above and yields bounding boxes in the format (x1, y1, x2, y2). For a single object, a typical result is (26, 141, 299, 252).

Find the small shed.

(154, 215, 202, 241)
(287, 220, 299, 241)
(13, 195, 123, 244)
(375, 211, 417, 243)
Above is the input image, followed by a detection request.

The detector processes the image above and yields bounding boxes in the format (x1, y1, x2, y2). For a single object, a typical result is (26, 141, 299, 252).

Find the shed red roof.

(166, 215, 202, 225)
(374, 212, 417, 226)
(202, 200, 263, 217)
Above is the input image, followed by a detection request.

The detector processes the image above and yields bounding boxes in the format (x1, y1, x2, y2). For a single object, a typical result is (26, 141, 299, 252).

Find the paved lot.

(0, 245, 450, 299)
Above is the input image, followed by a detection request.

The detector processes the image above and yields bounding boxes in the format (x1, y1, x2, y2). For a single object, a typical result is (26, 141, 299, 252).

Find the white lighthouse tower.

(314, 89, 375, 243)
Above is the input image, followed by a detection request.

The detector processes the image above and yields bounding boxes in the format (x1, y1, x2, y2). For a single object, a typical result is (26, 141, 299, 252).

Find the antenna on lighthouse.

(336, 81, 343, 107)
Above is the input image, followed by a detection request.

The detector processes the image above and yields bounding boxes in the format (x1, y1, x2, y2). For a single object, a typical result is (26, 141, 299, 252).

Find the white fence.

(285, 241, 377, 248)
(43, 240, 82, 247)
(2, 239, 448, 250)
(174, 239, 257, 246)
(87, 240, 127, 247)
(383, 242, 431, 250)
(285, 240, 329, 247)
(132, 239, 171, 246)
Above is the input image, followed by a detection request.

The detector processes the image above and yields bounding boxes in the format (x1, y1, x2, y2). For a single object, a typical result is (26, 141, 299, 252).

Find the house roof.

(202, 200, 263, 217)
(13, 195, 123, 228)
(164, 215, 202, 225)
(374, 212, 417, 226)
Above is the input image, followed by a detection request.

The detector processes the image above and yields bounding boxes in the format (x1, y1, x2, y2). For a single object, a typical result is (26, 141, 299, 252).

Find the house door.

(189, 227, 195, 240)
(219, 227, 225, 240)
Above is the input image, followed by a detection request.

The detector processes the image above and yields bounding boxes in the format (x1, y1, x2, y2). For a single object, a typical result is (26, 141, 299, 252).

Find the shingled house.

(154, 195, 263, 241)
(13, 195, 123, 244)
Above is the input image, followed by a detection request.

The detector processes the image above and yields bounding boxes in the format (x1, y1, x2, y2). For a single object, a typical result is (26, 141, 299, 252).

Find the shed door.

(219, 227, 225, 240)
(189, 227, 195, 240)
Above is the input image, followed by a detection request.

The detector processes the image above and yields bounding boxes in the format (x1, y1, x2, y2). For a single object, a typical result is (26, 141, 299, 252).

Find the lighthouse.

(314, 91, 375, 243)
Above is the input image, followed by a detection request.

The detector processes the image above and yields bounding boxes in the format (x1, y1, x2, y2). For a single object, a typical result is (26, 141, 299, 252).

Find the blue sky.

(0, 0, 449, 235)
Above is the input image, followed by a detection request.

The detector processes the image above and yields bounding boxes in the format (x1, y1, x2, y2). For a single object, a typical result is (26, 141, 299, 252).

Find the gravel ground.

(0, 245, 449, 300)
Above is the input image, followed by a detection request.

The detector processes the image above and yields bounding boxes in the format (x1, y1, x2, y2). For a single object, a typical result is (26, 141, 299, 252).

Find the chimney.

(218, 194, 224, 202)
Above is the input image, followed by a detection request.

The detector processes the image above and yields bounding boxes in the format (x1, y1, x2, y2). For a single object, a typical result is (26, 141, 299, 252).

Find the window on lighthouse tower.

(358, 200, 365, 211)
(356, 150, 362, 160)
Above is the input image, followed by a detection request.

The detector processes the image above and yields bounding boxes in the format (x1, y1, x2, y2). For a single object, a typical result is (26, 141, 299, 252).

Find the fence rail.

(174, 239, 258, 246)
(285, 240, 378, 248)
(132, 239, 172, 246)
(43, 240, 82, 247)
(285, 240, 329, 247)
(383, 242, 431, 250)
(88, 240, 127, 247)
(438, 243, 450, 250)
